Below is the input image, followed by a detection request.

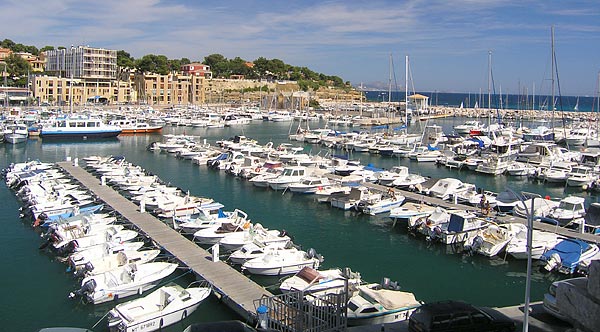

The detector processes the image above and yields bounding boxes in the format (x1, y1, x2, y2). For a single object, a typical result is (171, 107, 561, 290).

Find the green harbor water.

(1, 117, 594, 331)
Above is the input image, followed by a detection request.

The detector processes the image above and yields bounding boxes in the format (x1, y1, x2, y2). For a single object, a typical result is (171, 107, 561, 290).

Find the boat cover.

(359, 286, 419, 310)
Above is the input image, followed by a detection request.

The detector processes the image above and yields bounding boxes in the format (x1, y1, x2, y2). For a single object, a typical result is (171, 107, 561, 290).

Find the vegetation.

(1, 38, 351, 92)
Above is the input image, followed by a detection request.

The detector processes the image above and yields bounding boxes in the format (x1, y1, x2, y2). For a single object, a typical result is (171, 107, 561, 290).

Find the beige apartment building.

(31, 75, 134, 106)
(134, 72, 207, 105)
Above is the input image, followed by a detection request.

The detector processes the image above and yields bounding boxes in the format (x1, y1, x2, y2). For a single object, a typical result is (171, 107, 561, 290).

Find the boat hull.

(41, 130, 121, 139)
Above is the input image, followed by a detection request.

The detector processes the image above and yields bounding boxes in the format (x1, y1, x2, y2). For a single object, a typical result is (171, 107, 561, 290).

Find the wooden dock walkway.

(57, 162, 272, 321)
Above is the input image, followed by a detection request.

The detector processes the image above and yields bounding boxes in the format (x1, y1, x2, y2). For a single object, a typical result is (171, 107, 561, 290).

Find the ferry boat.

(41, 116, 122, 139)
(109, 119, 163, 134)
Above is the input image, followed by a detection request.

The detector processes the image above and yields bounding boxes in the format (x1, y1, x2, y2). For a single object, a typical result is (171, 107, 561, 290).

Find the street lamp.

(507, 189, 542, 332)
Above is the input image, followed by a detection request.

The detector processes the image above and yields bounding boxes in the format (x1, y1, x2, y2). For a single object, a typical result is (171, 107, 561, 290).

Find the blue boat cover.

(542, 239, 590, 269)
(447, 213, 465, 232)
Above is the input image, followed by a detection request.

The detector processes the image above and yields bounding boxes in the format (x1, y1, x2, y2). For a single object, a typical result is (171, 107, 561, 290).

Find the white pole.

(211, 243, 220, 262)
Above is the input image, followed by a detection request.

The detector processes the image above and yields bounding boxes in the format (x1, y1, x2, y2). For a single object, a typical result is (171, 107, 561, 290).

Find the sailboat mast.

(551, 25, 556, 129)
(405, 55, 409, 125)
(487, 50, 492, 131)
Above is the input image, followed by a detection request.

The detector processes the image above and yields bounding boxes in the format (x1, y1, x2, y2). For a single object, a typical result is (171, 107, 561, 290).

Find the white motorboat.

(376, 166, 410, 186)
(287, 176, 331, 194)
(3, 122, 29, 144)
(67, 242, 146, 266)
(505, 161, 536, 177)
(412, 207, 452, 237)
(505, 229, 564, 260)
(242, 248, 323, 276)
(228, 241, 293, 265)
(69, 262, 179, 304)
(171, 203, 234, 235)
(426, 178, 475, 201)
(49, 224, 124, 249)
(107, 282, 211, 332)
(279, 267, 362, 294)
(72, 249, 161, 277)
(192, 211, 251, 245)
(52, 227, 138, 251)
(428, 210, 488, 245)
(512, 197, 559, 218)
(545, 196, 587, 227)
(464, 223, 526, 257)
(389, 202, 436, 228)
(347, 282, 422, 326)
(218, 224, 291, 252)
(566, 165, 596, 187)
(356, 191, 405, 215)
(267, 166, 309, 190)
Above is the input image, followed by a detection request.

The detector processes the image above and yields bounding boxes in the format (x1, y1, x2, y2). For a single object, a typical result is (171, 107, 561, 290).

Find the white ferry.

(41, 116, 122, 139)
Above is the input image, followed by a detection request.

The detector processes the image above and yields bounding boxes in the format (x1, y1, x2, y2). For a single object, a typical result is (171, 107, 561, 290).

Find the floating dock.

(57, 161, 272, 321)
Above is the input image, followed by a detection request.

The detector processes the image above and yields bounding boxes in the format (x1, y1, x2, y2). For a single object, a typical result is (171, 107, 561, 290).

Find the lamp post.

(507, 189, 541, 332)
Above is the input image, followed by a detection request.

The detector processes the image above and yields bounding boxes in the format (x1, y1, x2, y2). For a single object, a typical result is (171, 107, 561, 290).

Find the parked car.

(543, 276, 587, 322)
(408, 300, 515, 332)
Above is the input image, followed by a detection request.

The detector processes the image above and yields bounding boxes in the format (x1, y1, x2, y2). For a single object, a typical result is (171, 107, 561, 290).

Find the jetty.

(359, 180, 600, 245)
(57, 161, 272, 321)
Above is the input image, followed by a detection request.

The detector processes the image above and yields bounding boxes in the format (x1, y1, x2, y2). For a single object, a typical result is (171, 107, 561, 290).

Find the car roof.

(419, 300, 476, 315)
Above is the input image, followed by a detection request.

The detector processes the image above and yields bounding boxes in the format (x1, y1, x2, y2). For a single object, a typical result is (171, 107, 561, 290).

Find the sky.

(2, 0, 600, 95)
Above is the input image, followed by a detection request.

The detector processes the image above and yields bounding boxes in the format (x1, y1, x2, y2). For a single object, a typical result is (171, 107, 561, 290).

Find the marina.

(1, 115, 599, 331)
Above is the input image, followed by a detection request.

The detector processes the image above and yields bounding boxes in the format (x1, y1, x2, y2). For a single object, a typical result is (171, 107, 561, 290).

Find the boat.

(72, 249, 161, 277)
(69, 262, 179, 304)
(67, 242, 146, 267)
(453, 120, 486, 136)
(495, 189, 523, 213)
(428, 210, 488, 245)
(543, 196, 587, 227)
(426, 178, 475, 201)
(346, 282, 422, 326)
(109, 119, 163, 134)
(389, 202, 436, 228)
(540, 239, 599, 274)
(279, 267, 362, 294)
(512, 197, 559, 219)
(228, 241, 294, 265)
(107, 282, 211, 332)
(41, 116, 122, 139)
(356, 190, 405, 215)
(218, 224, 291, 252)
(267, 166, 309, 191)
(566, 165, 596, 187)
(3, 122, 29, 144)
(505, 229, 564, 260)
(287, 176, 331, 194)
(505, 162, 536, 177)
(192, 211, 251, 245)
(241, 247, 323, 276)
(464, 223, 526, 257)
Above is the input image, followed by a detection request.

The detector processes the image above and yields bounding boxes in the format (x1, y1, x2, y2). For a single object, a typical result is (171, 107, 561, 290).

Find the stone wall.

(557, 260, 600, 332)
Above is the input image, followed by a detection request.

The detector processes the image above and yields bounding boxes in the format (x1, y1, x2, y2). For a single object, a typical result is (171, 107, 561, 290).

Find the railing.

(253, 286, 348, 332)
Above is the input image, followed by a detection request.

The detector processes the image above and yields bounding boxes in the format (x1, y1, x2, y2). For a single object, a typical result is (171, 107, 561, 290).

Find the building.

(31, 75, 133, 106)
(134, 72, 207, 105)
(45, 46, 117, 79)
(408, 93, 430, 110)
(180, 63, 212, 79)
(0, 48, 10, 61)
(0, 87, 30, 106)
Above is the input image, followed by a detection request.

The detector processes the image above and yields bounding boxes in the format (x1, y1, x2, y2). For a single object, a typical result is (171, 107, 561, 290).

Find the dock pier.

(57, 162, 272, 322)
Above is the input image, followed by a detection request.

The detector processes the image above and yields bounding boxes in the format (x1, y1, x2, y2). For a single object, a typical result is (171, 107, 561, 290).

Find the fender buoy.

(255, 167, 261, 172)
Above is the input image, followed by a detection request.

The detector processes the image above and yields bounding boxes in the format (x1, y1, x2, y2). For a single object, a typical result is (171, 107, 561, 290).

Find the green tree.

(4, 54, 31, 87)
(1, 39, 15, 49)
(117, 50, 135, 68)
(40, 45, 54, 53)
(135, 54, 169, 74)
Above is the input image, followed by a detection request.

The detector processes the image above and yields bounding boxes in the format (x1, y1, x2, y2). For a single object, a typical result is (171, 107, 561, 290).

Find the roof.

(408, 93, 429, 100)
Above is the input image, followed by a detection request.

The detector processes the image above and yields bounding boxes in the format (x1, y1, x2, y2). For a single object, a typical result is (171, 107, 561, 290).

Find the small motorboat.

(505, 229, 564, 260)
(219, 224, 291, 252)
(347, 281, 422, 326)
(242, 248, 323, 276)
(355, 190, 405, 215)
(107, 282, 211, 332)
(279, 267, 362, 294)
(69, 262, 179, 304)
(540, 238, 599, 274)
(228, 241, 293, 265)
(67, 242, 145, 266)
(389, 202, 436, 228)
(72, 249, 161, 277)
(464, 223, 526, 257)
(192, 211, 251, 245)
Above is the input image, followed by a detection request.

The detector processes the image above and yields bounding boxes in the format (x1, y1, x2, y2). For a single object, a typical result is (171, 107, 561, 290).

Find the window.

(471, 311, 489, 325)
(347, 302, 359, 312)
(451, 312, 471, 327)
(360, 307, 379, 314)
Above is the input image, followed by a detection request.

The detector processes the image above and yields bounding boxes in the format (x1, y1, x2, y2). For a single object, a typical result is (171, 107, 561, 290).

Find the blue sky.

(2, 0, 600, 95)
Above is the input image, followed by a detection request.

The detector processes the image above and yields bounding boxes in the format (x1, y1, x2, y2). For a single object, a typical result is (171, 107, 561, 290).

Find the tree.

(117, 50, 135, 68)
(1, 39, 15, 49)
(135, 54, 169, 74)
(5, 53, 31, 86)
(40, 46, 54, 53)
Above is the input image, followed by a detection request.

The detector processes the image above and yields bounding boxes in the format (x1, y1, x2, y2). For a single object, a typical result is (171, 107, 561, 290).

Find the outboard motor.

(278, 229, 288, 238)
(69, 279, 97, 299)
(307, 248, 317, 259)
(543, 253, 562, 272)
(56, 240, 79, 256)
(74, 262, 94, 278)
(465, 235, 484, 254)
